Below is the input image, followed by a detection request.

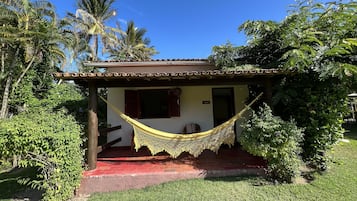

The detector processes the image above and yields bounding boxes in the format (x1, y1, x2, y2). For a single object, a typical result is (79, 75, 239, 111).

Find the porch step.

(76, 146, 267, 195)
(77, 167, 265, 195)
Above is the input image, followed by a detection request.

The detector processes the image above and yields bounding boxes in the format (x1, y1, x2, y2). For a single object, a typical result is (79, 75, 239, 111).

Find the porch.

(77, 145, 266, 195)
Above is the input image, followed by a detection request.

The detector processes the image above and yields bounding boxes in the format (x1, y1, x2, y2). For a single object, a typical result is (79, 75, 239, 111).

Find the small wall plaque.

(202, 100, 210, 104)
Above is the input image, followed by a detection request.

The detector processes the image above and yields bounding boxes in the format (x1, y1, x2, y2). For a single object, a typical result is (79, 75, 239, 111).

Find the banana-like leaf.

(345, 38, 357, 47)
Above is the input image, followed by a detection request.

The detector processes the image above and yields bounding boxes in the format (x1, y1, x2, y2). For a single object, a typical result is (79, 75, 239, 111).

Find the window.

(125, 89, 180, 119)
(140, 90, 169, 118)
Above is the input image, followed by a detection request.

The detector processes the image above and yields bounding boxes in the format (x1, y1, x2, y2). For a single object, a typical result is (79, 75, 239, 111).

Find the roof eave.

(83, 60, 214, 68)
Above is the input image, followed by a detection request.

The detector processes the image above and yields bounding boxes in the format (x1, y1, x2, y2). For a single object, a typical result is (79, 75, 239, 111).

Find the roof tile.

(55, 69, 288, 81)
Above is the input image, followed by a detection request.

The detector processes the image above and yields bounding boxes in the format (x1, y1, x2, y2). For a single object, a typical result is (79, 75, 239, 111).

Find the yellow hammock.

(99, 93, 262, 158)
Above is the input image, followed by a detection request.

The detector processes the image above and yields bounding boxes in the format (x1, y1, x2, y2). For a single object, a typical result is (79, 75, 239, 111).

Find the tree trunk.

(0, 48, 19, 119)
(1, 45, 4, 75)
(92, 34, 98, 61)
(0, 75, 12, 119)
(12, 55, 36, 92)
(12, 155, 18, 168)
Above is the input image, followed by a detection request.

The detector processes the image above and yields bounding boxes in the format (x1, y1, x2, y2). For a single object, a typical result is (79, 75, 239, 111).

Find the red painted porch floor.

(77, 146, 267, 195)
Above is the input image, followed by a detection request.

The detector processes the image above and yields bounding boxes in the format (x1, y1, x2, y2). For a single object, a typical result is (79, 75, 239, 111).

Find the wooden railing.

(97, 125, 122, 153)
(97, 137, 122, 154)
(99, 125, 122, 136)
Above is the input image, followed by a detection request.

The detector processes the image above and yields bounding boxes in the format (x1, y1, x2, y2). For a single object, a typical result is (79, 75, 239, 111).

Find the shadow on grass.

(205, 175, 271, 186)
(0, 167, 42, 200)
(205, 171, 322, 187)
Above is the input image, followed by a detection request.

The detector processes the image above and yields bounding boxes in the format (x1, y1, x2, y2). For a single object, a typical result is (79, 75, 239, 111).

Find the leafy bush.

(240, 104, 304, 183)
(0, 158, 12, 171)
(0, 83, 85, 200)
(208, 0, 355, 172)
(0, 108, 83, 200)
(274, 73, 349, 170)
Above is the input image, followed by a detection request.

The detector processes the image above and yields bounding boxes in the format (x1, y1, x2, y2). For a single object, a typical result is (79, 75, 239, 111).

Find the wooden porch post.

(88, 81, 98, 170)
(264, 78, 273, 107)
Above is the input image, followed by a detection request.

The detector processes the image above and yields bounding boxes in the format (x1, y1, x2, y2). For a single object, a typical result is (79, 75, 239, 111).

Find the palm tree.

(0, 0, 71, 118)
(109, 20, 157, 61)
(66, 0, 117, 63)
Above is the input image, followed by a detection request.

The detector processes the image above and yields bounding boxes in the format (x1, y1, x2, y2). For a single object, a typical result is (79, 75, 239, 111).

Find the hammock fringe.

(99, 92, 262, 158)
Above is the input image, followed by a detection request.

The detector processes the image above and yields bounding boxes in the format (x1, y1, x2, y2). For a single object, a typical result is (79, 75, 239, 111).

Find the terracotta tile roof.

(83, 59, 214, 68)
(54, 69, 290, 87)
(86, 58, 208, 63)
(54, 69, 286, 80)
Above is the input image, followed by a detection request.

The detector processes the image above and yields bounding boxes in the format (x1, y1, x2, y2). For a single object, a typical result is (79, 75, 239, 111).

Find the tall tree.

(209, 0, 357, 170)
(211, 0, 357, 79)
(108, 20, 157, 61)
(0, 0, 72, 119)
(66, 0, 117, 66)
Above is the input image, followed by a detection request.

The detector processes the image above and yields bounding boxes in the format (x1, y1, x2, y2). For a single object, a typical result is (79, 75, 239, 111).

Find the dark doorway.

(212, 88, 235, 126)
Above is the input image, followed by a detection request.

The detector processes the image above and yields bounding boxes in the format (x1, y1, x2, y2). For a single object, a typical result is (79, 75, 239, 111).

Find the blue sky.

(51, 0, 297, 59)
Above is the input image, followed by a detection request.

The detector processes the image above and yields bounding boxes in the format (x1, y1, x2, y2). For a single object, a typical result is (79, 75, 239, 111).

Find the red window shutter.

(168, 89, 180, 117)
(125, 90, 139, 118)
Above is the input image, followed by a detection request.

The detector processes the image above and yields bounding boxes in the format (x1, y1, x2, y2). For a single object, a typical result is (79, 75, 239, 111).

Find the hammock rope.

(99, 92, 262, 158)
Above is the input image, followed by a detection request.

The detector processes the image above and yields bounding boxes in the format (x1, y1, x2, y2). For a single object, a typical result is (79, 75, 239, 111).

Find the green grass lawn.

(89, 126, 357, 201)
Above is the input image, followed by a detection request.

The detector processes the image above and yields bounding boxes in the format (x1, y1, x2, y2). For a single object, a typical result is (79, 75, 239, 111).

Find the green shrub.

(240, 104, 304, 183)
(0, 158, 12, 171)
(274, 73, 349, 170)
(0, 107, 83, 200)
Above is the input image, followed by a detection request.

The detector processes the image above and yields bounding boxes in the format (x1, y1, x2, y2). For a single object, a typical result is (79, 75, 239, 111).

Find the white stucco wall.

(107, 85, 249, 146)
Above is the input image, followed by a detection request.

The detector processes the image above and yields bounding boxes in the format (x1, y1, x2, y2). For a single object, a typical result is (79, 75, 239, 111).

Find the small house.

(55, 59, 286, 170)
